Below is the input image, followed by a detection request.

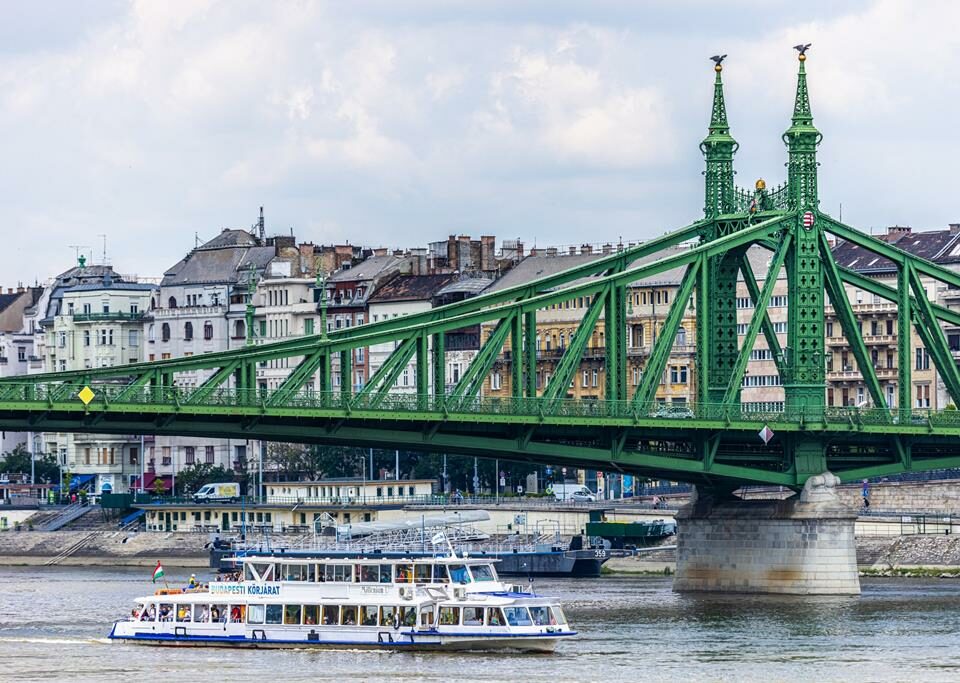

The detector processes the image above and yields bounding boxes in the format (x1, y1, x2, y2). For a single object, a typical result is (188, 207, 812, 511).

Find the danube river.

(1, 566, 959, 682)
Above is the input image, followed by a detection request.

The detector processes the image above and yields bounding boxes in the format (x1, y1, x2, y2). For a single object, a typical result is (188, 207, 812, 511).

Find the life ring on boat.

(392, 613, 401, 630)
(154, 588, 183, 596)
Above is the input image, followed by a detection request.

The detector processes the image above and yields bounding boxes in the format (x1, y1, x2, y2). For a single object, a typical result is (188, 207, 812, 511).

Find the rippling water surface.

(1, 566, 959, 682)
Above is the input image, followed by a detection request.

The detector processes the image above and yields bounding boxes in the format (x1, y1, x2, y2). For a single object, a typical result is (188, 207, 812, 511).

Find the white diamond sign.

(759, 425, 775, 445)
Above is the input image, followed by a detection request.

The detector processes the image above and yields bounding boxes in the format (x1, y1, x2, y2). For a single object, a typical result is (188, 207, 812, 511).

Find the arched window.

(167, 296, 177, 309)
(161, 323, 170, 342)
(675, 326, 687, 347)
(148, 324, 155, 342)
(234, 320, 245, 339)
(204, 321, 214, 340)
(184, 322, 193, 341)
(150, 297, 156, 310)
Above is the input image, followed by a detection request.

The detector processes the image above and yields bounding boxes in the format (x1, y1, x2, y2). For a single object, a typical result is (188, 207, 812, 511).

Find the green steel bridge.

(4, 50, 960, 493)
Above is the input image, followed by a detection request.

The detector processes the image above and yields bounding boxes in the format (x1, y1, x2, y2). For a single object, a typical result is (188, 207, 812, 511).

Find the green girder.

(543, 287, 608, 402)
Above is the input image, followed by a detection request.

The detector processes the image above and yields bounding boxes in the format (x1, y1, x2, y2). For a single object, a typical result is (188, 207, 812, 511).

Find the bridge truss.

(4, 51, 960, 492)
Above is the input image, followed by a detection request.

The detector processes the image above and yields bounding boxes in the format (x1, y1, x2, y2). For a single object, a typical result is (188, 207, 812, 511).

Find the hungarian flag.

(152, 561, 165, 583)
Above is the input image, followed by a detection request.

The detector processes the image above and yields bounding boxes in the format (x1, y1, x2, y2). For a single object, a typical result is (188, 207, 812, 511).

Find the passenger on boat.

(159, 605, 172, 622)
(141, 605, 155, 622)
(210, 608, 220, 622)
(231, 606, 243, 622)
(487, 609, 503, 626)
(187, 574, 198, 589)
(198, 606, 209, 623)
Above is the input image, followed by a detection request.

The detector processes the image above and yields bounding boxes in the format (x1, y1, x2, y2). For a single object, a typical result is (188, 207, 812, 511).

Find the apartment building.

(366, 274, 457, 393)
(34, 260, 156, 493)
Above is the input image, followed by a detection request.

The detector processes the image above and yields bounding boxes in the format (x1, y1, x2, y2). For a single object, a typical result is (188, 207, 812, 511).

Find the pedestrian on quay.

(862, 479, 871, 510)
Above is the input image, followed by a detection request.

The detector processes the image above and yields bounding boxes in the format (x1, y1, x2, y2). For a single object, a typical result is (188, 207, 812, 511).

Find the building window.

(129, 447, 139, 465)
(915, 348, 930, 370)
(161, 323, 170, 342)
(204, 321, 214, 340)
(205, 446, 215, 464)
(356, 348, 364, 363)
(161, 447, 171, 466)
(185, 447, 195, 465)
(402, 368, 410, 387)
(491, 372, 502, 391)
(304, 318, 314, 335)
(582, 370, 589, 387)
(184, 322, 193, 341)
(591, 369, 598, 387)
(83, 330, 91, 347)
(736, 297, 753, 309)
(168, 296, 177, 309)
(128, 329, 139, 347)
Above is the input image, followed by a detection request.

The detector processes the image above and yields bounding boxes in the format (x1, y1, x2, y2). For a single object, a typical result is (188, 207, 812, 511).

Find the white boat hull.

(109, 622, 570, 652)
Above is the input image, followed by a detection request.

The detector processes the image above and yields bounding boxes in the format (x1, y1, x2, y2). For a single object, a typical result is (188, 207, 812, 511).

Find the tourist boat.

(109, 554, 576, 651)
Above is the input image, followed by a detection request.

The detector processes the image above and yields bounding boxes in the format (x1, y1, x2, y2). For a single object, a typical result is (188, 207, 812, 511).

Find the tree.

(174, 463, 237, 495)
(265, 443, 365, 481)
(0, 444, 60, 483)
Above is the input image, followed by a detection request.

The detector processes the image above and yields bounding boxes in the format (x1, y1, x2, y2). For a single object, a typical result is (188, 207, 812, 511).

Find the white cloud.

(0, 1, 957, 285)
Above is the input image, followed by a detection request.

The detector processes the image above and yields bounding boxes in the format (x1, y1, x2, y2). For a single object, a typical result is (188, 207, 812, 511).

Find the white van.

(192, 482, 240, 503)
(551, 483, 596, 502)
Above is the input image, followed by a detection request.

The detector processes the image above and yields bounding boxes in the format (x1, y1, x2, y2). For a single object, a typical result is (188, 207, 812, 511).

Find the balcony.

(72, 311, 145, 323)
(151, 305, 226, 318)
(827, 365, 898, 381)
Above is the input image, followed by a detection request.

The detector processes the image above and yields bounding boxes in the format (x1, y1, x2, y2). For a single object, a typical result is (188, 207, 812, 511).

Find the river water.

(1, 566, 959, 682)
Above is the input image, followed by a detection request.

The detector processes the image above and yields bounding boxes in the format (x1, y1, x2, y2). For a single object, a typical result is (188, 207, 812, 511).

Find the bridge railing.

(3, 381, 960, 428)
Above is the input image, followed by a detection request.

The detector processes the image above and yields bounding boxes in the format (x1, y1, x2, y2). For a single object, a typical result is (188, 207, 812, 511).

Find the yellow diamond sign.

(78, 386, 96, 405)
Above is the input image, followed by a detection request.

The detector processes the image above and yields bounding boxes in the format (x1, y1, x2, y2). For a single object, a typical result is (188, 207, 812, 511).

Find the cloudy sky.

(1, 0, 958, 284)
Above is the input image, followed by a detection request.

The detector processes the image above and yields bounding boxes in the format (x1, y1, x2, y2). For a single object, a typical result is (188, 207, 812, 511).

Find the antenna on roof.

(97, 234, 109, 265)
(257, 207, 265, 241)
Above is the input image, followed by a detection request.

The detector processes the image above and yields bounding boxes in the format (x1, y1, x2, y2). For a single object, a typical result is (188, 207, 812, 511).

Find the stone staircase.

(35, 503, 95, 532)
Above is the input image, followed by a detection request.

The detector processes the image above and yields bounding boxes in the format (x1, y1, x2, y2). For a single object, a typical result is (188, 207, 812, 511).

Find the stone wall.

(674, 479, 860, 595)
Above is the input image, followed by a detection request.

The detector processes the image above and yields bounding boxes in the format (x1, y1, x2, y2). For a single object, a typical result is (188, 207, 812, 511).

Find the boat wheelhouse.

(109, 555, 575, 652)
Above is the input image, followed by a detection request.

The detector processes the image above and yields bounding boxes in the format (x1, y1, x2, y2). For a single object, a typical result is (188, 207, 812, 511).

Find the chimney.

(580, 245, 593, 255)
(373, 248, 388, 257)
(568, 246, 576, 255)
(887, 225, 912, 236)
(480, 235, 495, 272)
(950, 223, 960, 235)
(546, 247, 558, 256)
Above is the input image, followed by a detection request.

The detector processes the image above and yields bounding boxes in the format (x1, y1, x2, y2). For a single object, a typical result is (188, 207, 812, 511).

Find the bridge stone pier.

(674, 472, 860, 595)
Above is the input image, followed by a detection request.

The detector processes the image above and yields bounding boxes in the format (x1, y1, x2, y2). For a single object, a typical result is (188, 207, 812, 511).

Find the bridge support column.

(674, 472, 859, 595)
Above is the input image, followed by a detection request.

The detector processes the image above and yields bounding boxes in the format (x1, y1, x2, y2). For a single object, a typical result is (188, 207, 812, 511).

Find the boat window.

(140, 603, 156, 622)
(529, 606, 554, 626)
(358, 564, 379, 583)
(380, 606, 399, 628)
(284, 564, 307, 581)
(316, 564, 325, 581)
(211, 604, 227, 623)
(469, 564, 496, 582)
(503, 607, 532, 626)
(395, 564, 413, 583)
(413, 564, 431, 583)
(486, 608, 505, 627)
(322, 605, 339, 625)
(340, 605, 358, 626)
(400, 606, 417, 627)
(175, 605, 191, 622)
(419, 605, 435, 627)
(432, 565, 448, 583)
(448, 564, 470, 584)
(360, 605, 378, 626)
(247, 604, 265, 624)
(284, 605, 301, 625)
(244, 564, 256, 581)
(303, 605, 318, 625)
(462, 607, 484, 625)
(379, 564, 392, 583)
(265, 604, 283, 625)
(158, 603, 174, 622)
(133, 603, 146, 620)
(438, 606, 460, 626)
(229, 605, 244, 623)
(193, 604, 209, 623)
(551, 606, 567, 626)
(324, 564, 352, 583)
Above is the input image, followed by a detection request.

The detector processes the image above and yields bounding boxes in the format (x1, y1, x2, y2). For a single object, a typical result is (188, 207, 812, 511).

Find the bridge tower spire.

(697, 56, 742, 405)
(782, 44, 827, 475)
(701, 57, 738, 217)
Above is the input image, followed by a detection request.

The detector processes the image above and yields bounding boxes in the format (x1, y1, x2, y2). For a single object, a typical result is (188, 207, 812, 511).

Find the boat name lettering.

(361, 586, 387, 594)
(209, 583, 281, 596)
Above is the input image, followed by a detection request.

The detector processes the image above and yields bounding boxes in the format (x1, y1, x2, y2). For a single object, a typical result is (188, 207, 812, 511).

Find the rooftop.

(367, 274, 458, 303)
(327, 255, 406, 283)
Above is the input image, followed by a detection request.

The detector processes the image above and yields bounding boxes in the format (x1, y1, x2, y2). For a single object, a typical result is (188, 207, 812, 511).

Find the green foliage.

(174, 462, 238, 495)
(0, 444, 60, 483)
(151, 477, 167, 496)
